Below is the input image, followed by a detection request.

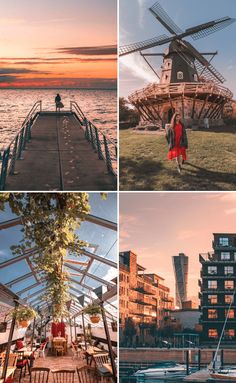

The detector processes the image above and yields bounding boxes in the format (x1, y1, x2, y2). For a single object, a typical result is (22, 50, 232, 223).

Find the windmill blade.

(119, 34, 169, 56)
(149, 2, 183, 35)
(185, 16, 235, 40)
(177, 40, 225, 83)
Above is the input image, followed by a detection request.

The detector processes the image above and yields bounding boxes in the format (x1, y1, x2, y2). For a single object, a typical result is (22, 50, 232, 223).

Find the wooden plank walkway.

(6, 113, 116, 191)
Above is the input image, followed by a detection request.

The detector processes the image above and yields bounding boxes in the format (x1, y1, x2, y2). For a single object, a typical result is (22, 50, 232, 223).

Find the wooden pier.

(0, 101, 117, 191)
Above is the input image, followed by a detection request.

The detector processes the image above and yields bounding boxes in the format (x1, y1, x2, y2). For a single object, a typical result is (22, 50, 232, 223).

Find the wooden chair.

(0, 353, 18, 367)
(30, 368, 50, 383)
(77, 366, 99, 383)
(52, 369, 75, 383)
(92, 354, 109, 368)
(16, 351, 30, 383)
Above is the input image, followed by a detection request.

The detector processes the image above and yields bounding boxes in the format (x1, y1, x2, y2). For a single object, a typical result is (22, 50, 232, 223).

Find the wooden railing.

(129, 82, 233, 102)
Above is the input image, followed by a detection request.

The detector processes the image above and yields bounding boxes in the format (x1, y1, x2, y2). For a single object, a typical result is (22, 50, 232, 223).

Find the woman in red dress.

(166, 112, 188, 173)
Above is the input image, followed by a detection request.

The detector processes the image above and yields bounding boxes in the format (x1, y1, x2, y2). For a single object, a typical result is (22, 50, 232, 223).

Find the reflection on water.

(0, 89, 117, 146)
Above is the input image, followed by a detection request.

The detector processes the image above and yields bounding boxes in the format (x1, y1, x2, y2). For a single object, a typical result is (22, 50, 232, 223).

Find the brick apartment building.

(119, 250, 174, 329)
(199, 233, 236, 345)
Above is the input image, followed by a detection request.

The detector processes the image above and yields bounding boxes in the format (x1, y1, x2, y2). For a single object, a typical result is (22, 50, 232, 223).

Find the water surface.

(0, 89, 117, 147)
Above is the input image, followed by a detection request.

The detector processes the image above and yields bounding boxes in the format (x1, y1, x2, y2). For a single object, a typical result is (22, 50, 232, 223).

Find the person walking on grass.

(165, 112, 188, 174)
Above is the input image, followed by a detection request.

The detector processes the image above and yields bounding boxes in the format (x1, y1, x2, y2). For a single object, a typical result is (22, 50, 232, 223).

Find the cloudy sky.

(120, 192, 236, 304)
(120, 0, 236, 97)
(0, 0, 117, 88)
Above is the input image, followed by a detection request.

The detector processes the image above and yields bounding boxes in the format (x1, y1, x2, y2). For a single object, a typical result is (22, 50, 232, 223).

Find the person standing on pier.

(165, 112, 188, 174)
(55, 93, 62, 112)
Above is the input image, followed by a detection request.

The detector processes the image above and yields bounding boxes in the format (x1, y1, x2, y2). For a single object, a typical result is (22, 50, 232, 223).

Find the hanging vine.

(0, 193, 90, 320)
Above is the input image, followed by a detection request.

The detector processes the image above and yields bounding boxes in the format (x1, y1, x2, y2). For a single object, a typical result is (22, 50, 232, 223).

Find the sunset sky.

(120, 192, 236, 305)
(0, 0, 117, 88)
(120, 0, 236, 97)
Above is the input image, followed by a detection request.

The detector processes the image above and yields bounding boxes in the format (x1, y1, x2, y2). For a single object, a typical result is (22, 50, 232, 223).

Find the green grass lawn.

(119, 127, 236, 191)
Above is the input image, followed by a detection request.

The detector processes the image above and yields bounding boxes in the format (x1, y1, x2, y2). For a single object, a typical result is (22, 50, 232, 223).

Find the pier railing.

(70, 101, 117, 176)
(0, 100, 42, 190)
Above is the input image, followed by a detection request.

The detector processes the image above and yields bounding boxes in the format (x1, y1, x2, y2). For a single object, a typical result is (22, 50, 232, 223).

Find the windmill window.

(177, 71, 183, 80)
(165, 75, 168, 80)
(194, 74, 198, 81)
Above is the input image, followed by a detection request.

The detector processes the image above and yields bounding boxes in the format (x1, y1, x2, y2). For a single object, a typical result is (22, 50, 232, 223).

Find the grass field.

(119, 126, 236, 191)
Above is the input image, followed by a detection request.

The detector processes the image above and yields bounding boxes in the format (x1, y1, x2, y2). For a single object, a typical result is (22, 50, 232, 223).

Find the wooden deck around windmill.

(5, 112, 115, 191)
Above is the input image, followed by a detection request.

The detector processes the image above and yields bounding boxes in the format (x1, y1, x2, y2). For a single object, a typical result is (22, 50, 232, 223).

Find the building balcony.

(202, 275, 236, 279)
(200, 319, 236, 323)
(134, 286, 156, 295)
(201, 305, 236, 308)
(200, 288, 235, 293)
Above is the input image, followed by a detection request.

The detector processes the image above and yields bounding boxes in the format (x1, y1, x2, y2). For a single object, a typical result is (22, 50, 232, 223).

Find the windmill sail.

(149, 2, 183, 35)
(177, 40, 225, 83)
(119, 34, 169, 56)
(188, 16, 236, 40)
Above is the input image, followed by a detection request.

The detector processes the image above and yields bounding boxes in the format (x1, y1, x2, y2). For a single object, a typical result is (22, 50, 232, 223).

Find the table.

(0, 367, 16, 383)
(17, 347, 36, 357)
(52, 337, 67, 355)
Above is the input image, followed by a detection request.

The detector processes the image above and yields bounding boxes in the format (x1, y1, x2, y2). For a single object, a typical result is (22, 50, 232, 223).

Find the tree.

(119, 98, 140, 126)
(123, 318, 137, 347)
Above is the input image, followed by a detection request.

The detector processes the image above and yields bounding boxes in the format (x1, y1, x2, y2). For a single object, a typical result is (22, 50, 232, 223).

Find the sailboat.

(209, 287, 236, 382)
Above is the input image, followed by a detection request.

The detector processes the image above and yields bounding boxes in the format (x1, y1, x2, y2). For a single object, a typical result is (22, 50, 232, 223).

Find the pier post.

(104, 136, 113, 173)
(221, 349, 224, 368)
(9, 135, 19, 175)
(95, 128, 103, 160)
(0, 148, 10, 191)
(198, 349, 201, 370)
(186, 350, 190, 375)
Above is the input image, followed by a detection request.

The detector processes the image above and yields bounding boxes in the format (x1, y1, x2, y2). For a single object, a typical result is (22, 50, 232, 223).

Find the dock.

(0, 101, 117, 191)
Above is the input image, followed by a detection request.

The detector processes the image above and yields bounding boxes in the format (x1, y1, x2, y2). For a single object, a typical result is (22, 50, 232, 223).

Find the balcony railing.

(129, 82, 233, 103)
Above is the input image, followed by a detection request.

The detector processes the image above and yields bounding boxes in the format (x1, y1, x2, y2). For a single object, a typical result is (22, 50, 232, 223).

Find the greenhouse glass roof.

(0, 193, 117, 326)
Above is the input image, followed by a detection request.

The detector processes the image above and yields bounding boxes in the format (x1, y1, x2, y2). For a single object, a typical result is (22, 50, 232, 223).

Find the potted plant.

(111, 320, 117, 332)
(12, 306, 37, 328)
(0, 316, 7, 333)
(84, 304, 102, 324)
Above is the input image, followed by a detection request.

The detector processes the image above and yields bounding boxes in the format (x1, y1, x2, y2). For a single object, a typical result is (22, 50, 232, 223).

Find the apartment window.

(224, 329, 235, 339)
(208, 329, 218, 338)
(226, 309, 235, 319)
(208, 295, 217, 304)
(221, 252, 230, 260)
(234, 252, 236, 261)
(208, 280, 217, 289)
(208, 266, 217, 275)
(208, 309, 218, 319)
(224, 266, 234, 275)
(225, 295, 233, 304)
(225, 280, 234, 290)
(177, 71, 183, 80)
(219, 237, 229, 246)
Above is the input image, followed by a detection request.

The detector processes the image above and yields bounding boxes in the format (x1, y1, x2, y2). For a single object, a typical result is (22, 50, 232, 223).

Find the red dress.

(168, 123, 187, 161)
